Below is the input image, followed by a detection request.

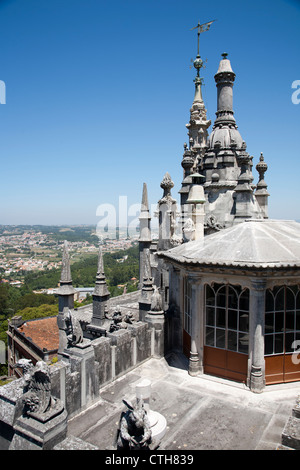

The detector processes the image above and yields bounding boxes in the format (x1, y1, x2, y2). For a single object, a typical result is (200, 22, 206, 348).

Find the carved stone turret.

(201, 53, 265, 230)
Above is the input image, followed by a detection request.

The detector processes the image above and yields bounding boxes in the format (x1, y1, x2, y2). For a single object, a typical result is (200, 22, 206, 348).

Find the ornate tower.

(202, 53, 264, 230)
(186, 54, 211, 172)
(179, 21, 212, 232)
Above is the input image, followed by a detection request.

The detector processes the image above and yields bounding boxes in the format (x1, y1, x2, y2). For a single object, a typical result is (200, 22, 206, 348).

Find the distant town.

(0, 225, 143, 286)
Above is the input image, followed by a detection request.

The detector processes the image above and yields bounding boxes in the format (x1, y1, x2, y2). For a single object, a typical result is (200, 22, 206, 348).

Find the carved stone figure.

(204, 214, 225, 233)
(15, 360, 61, 418)
(109, 307, 134, 332)
(116, 398, 152, 450)
(65, 310, 83, 346)
(183, 217, 195, 241)
(150, 286, 163, 313)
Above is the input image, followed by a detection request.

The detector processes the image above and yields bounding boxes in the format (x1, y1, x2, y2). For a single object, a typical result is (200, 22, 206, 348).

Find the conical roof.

(161, 220, 300, 268)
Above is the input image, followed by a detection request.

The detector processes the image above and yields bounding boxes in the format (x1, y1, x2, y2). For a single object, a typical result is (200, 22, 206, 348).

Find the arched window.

(265, 285, 300, 356)
(205, 284, 249, 354)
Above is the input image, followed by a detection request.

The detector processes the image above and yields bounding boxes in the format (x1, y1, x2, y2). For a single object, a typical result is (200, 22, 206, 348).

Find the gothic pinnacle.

(60, 240, 72, 284)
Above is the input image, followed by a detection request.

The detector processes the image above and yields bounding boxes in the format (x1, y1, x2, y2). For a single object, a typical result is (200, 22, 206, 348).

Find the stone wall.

(0, 314, 166, 449)
(51, 321, 152, 418)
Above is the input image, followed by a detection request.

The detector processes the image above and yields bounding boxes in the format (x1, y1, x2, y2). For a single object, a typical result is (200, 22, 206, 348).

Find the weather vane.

(190, 20, 215, 78)
(190, 20, 215, 56)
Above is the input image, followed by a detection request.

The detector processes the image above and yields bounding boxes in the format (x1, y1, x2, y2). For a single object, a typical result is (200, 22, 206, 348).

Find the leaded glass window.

(205, 284, 249, 354)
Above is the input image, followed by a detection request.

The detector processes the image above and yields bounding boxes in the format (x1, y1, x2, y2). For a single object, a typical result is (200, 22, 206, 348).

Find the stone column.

(188, 276, 203, 376)
(145, 287, 165, 358)
(249, 279, 266, 393)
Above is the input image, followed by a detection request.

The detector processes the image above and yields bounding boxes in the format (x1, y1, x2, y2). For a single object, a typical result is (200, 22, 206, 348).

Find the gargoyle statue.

(109, 307, 134, 332)
(15, 359, 59, 417)
(65, 310, 83, 346)
(150, 286, 163, 313)
(116, 398, 152, 450)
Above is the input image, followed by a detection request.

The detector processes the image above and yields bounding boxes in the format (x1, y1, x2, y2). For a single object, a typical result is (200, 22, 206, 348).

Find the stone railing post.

(249, 279, 266, 393)
(188, 276, 203, 376)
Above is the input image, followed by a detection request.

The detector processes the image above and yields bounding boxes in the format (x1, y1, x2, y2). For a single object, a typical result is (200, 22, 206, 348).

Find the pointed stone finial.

(96, 244, 105, 277)
(141, 183, 150, 213)
(139, 182, 151, 243)
(256, 152, 268, 185)
(56, 240, 75, 317)
(93, 244, 110, 297)
(60, 240, 72, 284)
(255, 152, 269, 219)
(160, 172, 174, 192)
(141, 182, 149, 212)
(216, 52, 234, 75)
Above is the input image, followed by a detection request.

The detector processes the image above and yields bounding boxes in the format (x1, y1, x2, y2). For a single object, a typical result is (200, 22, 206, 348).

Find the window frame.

(204, 283, 250, 355)
(264, 285, 300, 356)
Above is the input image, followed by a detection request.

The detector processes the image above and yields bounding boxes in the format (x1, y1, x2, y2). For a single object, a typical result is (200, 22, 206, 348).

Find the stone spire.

(93, 245, 110, 298)
(56, 241, 76, 302)
(56, 240, 76, 357)
(92, 245, 110, 315)
(186, 54, 211, 169)
(87, 244, 111, 337)
(60, 240, 72, 283)
(158, 172, 178, 251)
(179, 34, 210, 233)
(139, 183, 151, 242)
(186, 19, 214, 172)
(138, 182, 152, 286)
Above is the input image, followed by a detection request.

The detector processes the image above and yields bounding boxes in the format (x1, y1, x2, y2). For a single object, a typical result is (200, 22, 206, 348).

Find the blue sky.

(0, 0, 299, 225)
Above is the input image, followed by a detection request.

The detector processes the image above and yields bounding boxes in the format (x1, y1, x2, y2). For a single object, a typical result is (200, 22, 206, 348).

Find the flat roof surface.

(58, 354, 300, 451)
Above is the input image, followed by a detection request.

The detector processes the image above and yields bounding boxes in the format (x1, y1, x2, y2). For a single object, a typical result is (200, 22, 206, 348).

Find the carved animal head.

(14, 358, 33, 371)
(122, 398, 146, 429)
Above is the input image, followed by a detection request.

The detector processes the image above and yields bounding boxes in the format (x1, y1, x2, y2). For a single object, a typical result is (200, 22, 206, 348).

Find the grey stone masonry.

(281, 396, 300, 449)
(201, 54, 265, 230)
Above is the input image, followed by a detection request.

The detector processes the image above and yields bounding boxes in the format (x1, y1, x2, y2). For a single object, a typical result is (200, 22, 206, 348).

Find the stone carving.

(204, 214, 225, 232)
(150, 286, 163, 313)
(116, 398, 152, 450)
(65, 310, 83, 346)
(13, 358, 33, 383)
(14, 359, 61, 419)
(109, 307, 133, 332)
(183, 217, 195, 241)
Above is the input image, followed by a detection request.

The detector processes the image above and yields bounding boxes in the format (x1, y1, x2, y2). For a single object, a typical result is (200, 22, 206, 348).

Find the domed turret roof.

(161, 220, 300, 269)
